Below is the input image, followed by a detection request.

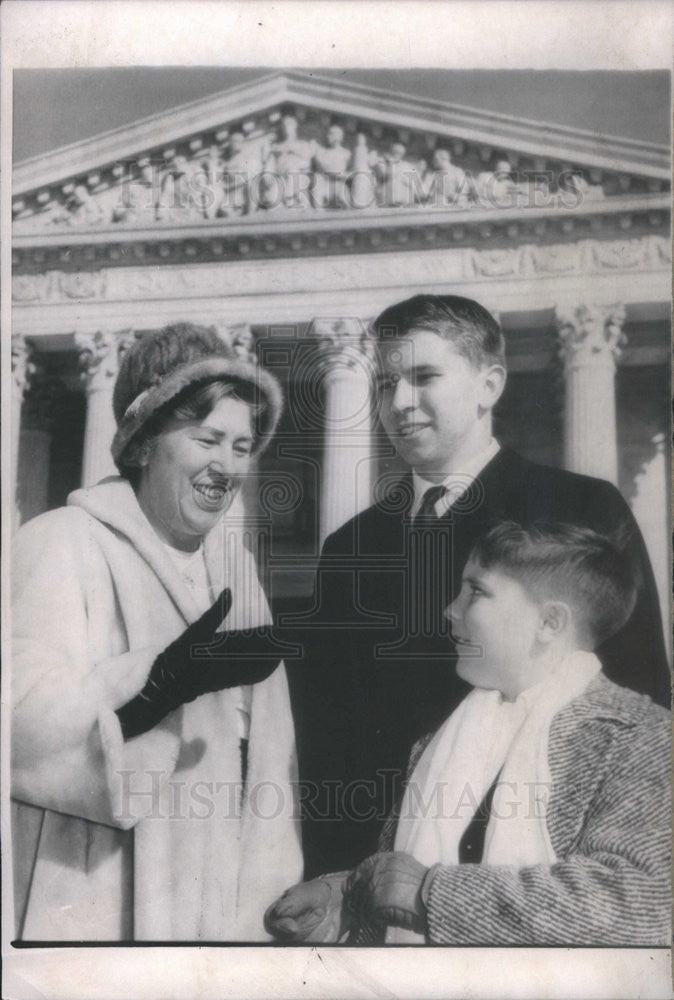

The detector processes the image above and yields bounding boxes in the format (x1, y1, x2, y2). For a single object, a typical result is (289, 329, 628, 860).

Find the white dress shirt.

(410, 437, 501, 520)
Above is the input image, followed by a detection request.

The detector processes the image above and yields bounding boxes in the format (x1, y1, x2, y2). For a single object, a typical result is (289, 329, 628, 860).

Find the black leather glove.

(264, 872, 351, 943)
(116, 588, 286, 740)
(345, 851, 435, 935)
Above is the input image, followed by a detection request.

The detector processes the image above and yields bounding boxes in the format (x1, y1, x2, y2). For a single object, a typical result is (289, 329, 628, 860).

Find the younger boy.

(265, 522, 671, 945)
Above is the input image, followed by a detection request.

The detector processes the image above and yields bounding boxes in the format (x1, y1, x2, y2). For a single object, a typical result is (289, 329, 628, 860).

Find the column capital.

(555, 303, 626, 367)
(213, 322, 257, 363)
(310, 317, 375, 372)
(76, 328, 135, 392)
(12, 334, 36, 395)
(557, 303, 622, 483)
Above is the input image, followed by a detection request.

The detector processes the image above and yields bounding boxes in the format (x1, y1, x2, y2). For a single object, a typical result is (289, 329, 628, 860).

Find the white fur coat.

(11, 478, 302, 940)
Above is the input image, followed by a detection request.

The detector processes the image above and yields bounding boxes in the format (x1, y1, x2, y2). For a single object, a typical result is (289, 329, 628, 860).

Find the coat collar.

(67, 476, 234, 625)
(381, 446, 518, 518)
(412, 672, 644, 771)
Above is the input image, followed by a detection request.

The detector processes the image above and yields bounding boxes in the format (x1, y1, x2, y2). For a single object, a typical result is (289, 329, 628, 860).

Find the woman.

(12, 322, 302, 941)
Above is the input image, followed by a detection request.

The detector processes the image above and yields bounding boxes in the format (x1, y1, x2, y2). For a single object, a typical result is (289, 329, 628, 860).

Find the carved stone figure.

(112, 161, 160, 225)
(267, 115, 315, 209)
(475, 159, 522, 209)
(558, 170, 605, 208)
(349, 133, 377, 209)
(67, 184, 105, 226)
(312, 125, 352, 209)
(423, 148, 469, 207)
(45, 184, 105, 228)
(189, 147, 223, 220)
(217, 132, 264, 217)
(375, 142, 424, 208)
(156, 155, 206, 223)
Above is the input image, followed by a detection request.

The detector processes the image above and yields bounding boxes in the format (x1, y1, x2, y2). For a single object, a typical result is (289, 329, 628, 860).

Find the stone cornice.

(13, 73, 287, 195)
(284, 73, 670, 178)
(14, 71, 670, 198)
(11, 194, 670, 272)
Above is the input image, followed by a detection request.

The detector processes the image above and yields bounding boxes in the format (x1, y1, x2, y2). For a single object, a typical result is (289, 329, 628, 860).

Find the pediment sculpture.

(9, 122, 611, 232)
(12, 72, 669, 236)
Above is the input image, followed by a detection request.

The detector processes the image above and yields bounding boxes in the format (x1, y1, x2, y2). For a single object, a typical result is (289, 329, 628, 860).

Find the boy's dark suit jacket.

(282, 447, 670, 878)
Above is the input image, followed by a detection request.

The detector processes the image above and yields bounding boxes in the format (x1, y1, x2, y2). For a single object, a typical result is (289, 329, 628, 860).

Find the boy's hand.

(264, 872, 351, 943)
(345, 851, 432, 935)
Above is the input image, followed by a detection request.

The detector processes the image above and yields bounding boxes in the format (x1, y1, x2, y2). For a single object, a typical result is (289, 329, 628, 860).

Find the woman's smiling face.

(137, 394, 254, 551)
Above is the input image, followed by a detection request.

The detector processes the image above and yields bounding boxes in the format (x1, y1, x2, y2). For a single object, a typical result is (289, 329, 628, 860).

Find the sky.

(12, 68, 671, 164)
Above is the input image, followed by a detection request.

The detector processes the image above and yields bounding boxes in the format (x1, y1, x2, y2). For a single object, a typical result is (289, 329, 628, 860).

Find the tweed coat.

(354, 673, 671, 946)
(286, 446, 669, 878)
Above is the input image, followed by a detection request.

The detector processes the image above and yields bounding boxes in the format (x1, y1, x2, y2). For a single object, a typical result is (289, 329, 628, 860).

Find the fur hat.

(111, 322, 282, 470)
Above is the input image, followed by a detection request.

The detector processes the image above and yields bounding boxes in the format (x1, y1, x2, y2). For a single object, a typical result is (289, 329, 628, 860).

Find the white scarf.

(388, 651, 602, 942)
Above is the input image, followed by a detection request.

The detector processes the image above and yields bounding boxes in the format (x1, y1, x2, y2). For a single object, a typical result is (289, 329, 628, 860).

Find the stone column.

(76, 329, 132, 487)
(11, 335, 35, 505)
(630, 433, 671, 654)
(556, 304, 626, 484)
(315, 318, 376, 544)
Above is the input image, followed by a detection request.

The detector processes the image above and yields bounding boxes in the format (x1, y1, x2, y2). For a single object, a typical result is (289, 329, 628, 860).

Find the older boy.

(267, 523, 670, 945)
(291, 294, 668, 878)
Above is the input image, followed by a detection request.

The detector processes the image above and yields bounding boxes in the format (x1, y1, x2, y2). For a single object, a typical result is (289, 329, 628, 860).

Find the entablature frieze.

(11, 235, 671, 309)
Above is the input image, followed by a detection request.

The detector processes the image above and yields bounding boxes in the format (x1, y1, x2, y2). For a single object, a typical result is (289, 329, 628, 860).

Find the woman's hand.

(264, 872, 351, 943)
(115, 588, 286, 739)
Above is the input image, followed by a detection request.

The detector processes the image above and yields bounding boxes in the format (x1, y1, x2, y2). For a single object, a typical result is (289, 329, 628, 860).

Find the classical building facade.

(11, 71, 671, 630)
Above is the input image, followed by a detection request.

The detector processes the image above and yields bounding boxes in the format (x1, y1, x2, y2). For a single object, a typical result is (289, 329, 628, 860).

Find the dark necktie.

(458, 772, 500, 864)
(413, 484, 447, 526)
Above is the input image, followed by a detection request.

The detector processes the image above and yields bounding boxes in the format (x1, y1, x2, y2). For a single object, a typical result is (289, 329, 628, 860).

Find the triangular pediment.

(12, 70, 670, 238)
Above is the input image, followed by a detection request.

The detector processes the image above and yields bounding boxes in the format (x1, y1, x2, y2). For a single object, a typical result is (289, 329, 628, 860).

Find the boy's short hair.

(371, 294, 506, 369)
(470, 521, 638, 648)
